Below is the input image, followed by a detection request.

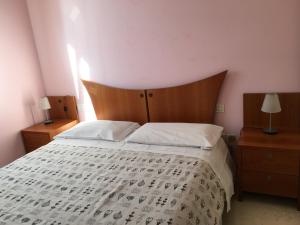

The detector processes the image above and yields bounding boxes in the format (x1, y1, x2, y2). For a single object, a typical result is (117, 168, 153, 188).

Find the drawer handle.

(267, 175, 272, 182)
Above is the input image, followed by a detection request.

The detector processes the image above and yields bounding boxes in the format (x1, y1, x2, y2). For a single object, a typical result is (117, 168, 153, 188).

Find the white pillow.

(54, 120, 140, 141)
(126, 123, 224, 148)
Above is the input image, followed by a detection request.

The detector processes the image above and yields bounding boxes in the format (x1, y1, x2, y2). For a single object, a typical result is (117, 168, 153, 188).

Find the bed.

(0, 71, 234, 225)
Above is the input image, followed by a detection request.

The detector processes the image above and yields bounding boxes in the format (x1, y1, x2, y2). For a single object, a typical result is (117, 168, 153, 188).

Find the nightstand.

(236, 127, 300, 210)
(21, 119, 78, 153)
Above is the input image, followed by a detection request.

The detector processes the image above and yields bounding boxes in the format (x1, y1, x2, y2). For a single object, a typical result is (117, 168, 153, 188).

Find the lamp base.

(44, 119, 53, 125)
(263, 127, 278, 135)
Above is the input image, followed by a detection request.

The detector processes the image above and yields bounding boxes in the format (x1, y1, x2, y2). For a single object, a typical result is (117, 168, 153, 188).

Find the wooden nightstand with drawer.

(22, 119, 78, 153)
(237, 127, 300, 210)
(21, 95, 79, 153)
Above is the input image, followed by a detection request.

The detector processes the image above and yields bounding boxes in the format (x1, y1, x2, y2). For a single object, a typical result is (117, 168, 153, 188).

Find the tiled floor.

(223, 193, 300, 225)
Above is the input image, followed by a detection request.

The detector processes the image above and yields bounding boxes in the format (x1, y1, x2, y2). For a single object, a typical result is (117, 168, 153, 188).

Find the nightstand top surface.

(238, 127, 300, 150)
(22, 119, 78, 133)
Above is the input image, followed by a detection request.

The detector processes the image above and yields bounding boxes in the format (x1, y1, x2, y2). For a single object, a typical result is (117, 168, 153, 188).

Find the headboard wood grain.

(48, 96, 79, 120)
(244, 93, 300, 130)
(82, 80, 148, 124)
(47, 96, 79, 120)
(147, 71, 226, 123)
(82, 70, 227, 124)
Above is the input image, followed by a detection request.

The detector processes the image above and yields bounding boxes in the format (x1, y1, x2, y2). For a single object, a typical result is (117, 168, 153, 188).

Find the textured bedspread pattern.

(0, 143, 224, 225)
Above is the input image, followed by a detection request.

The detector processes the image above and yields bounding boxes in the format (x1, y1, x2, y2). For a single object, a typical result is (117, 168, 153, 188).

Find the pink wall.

(0, 0, 45, 166)
(27, 0, 300, 134)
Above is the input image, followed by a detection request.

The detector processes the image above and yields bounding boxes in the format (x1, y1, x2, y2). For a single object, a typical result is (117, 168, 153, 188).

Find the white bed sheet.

(53, 137, 234, 211)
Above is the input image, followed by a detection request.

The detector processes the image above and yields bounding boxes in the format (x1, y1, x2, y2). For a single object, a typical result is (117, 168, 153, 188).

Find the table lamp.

(261, 93, 281, 134)
(40, 97, 53, 124)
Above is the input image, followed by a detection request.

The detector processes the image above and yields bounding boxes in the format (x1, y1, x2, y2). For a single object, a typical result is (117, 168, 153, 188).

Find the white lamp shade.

(261, 93, 281, 113)
(40, 97, 51, 110)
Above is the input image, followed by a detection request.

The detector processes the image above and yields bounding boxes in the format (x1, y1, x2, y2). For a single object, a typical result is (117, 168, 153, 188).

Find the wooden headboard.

(82, 70, 227, 124)
(48, 96, 79, 120)
(244, 93, 300, 130)
(80, 82, 148, 124)
(147, 72, 226, 123)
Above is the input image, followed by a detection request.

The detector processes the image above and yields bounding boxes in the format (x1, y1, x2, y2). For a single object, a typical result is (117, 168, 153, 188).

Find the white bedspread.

(53, 137, 234, 211)
(0, 138, 234, 225)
